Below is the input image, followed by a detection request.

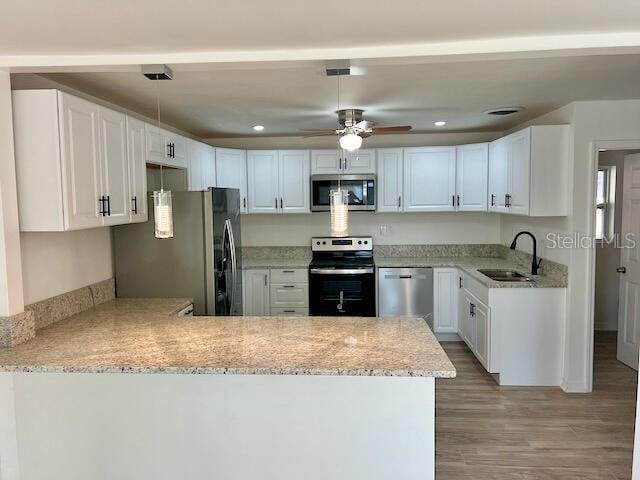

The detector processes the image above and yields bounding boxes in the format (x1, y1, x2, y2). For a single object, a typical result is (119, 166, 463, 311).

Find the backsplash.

(374, 244, 504, 258)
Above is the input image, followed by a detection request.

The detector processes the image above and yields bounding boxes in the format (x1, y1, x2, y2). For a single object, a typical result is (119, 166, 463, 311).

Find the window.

(595, 166, 616, 241)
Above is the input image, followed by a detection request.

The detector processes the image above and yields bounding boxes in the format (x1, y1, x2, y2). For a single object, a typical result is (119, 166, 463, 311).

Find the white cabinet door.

(488, 138, 509, 213)
(243, 269, 270, 315)
(187, 140, 204, 191)
(311, 150, 341, 174)
(98, 107, 130, 226)
(433, 268, 459, 334)
(507, 129, 531, 215)
(169, 134, 188, 167)
(144, 124, 167, 165)
(58, 92, 103, 230)
(279, 150, 310, 213)
(474, 300, 490, 369)
(377, 148, 403, 212)
(126, 116, 148, 223)
(403, 147, 456, 212)
(216, 148, 248, 213)
(462, 291, 476, 351)
(346, 149, 376, 173)
(456, 143, 488, 212)
(247, 150, 279, 213)
(202, 145, 216, 190)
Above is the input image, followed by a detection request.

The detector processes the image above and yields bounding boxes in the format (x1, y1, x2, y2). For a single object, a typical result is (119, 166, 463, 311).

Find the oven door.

(309, 268, 376, 316)
(311, 175, 376, 211)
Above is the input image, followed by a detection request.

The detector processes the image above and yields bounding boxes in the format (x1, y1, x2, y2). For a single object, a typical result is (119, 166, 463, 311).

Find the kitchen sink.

(477, 269, 532, 282)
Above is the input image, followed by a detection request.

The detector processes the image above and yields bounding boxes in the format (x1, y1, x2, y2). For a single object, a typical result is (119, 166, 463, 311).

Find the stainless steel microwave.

(310, 174, 376, 212)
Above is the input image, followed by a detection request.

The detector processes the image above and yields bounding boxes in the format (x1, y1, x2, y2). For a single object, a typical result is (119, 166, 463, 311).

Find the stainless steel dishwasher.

(377, 267, 434, 329)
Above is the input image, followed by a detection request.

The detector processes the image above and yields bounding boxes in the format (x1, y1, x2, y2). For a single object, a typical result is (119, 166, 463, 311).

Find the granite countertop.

(0, 299, 456, 378)
(243, 256, 566, 288)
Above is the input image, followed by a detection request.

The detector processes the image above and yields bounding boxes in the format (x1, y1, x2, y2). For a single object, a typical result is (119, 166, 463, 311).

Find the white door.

(99, 107, 130, 226)
(617, 153, 640, 370)
(279, 150, 310, 213)
(243, 269, 270, 315)
(187, 140, 204, 191)
(456, 143, 488, 212)
(247, 150, 279, 213)
(474, 300, 490, 369)
(345, 149, 376, 174)
(377, 148, 403, 212)
(433, 268, 459, 333)
(488, 138, 509, 213)
(202, 145, 216, 190)
(58, 93, 103, 230)
(403, 147, 456, 212)
(311, 150, 341, 174)
(126, 116, 148, 223)
(507, 129, 531, 215)
(216, 148, 248, 213)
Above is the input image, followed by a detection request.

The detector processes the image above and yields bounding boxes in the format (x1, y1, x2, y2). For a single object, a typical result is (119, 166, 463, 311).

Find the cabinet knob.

(617, 266, 627, 274)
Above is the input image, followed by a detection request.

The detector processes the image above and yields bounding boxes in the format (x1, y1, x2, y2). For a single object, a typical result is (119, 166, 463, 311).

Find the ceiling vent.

(484, 107, 524, 116)
(142, 64, 174, 80)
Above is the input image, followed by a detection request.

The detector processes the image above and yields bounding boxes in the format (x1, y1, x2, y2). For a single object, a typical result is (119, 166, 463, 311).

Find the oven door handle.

(310, 268, 374, 275)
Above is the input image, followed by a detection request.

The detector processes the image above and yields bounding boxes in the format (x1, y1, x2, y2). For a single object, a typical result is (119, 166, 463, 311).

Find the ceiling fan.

(301, 108, 412, 151)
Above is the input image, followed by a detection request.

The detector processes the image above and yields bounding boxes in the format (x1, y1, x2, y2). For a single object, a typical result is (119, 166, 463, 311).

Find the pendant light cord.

(157, 95, 164, 192)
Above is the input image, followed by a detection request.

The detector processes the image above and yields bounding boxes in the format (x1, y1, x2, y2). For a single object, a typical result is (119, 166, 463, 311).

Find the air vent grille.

(485, 107, 524, 116)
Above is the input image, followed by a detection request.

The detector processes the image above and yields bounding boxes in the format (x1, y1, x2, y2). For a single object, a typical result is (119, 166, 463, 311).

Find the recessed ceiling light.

(434, 121, 447, 127)
(252, 125, 265, 132)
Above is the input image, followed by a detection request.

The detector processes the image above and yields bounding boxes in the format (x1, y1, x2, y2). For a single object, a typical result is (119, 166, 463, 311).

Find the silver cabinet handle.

(617, 266, 627, 273)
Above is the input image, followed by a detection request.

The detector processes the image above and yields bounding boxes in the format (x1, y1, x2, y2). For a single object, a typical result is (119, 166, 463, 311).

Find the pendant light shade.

(330, 189, 349, 237)
(339, 132, 362, 152)
(153, 189, 174, 239)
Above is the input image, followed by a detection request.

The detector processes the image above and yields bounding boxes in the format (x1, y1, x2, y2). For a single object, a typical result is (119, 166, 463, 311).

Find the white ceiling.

(2, 0, 640, 58)
(35, 54, 640, 138)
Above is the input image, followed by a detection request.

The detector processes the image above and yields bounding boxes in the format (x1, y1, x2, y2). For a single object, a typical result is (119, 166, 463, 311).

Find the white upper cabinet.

(247, 150, 280, 213)
(98, 106, 130, 226)
(126, 116, 148, 223)
(188, 141, 216, 191)
(488, 138, 509, 213)
(488, 125, 569, 216)
(345, 149, 376, 174)
(456, 143, 488, 212)
(279, 150, 310, 213)
(215, 148, 248, 213)
(403, 146, 456, 212)
(311, 150, 341, 174)
(311, 149, 376, 174)
(144, 124, 187, 168)
(12, 90, 141, 231)
(247, 150, 310, 214)
(377, 148, 403, 213)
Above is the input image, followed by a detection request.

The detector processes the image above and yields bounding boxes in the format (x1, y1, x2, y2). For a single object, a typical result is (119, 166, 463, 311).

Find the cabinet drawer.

(270, 284, 309, 308)
(460, 271, 489, 305)
(270, 268, 308, 284)
(271, 307, 310, 316)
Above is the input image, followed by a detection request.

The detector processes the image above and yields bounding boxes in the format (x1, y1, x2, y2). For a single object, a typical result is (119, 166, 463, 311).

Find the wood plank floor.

(435, 332, 638, 479)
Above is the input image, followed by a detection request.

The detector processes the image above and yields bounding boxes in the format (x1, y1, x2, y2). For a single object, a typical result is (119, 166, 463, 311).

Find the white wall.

(242, 212, 500, 246)
(20, 229, 112, 305)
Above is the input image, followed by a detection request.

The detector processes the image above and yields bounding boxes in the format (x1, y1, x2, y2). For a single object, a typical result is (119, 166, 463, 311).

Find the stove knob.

(316, 241, 320, 245)
(322, 241, 327, 245)
(364, 240, 368, 245)
(358, 240, 362, 245)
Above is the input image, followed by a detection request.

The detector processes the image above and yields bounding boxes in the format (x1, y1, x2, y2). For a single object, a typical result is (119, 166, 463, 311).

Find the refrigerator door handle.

(225, 218, 238, 314)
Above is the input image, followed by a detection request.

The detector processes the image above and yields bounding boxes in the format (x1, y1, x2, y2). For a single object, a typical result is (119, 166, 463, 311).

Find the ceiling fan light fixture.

(434, 120, 447, 127)
(339, 132, 362, 151)
(252, 125, 265, 132)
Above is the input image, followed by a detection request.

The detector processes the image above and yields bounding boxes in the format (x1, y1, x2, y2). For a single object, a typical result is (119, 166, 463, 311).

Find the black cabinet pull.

(275, 197, 278, 208)
(452, 195, 455, 207)
(243, 197, 247, 209)
(283, 310, 295, 313)
(505, 194, 511, 207)
(490, 194, 495, 207)
(98, 196, 106, 216)
(457, 195, 460, 207)
(398, 196, 401, 208)
(282, 285, 295, 289)
(132, 196, 138, 214)
(280, 198, 283, 209)
(106, 195, 111, 216)
(459, 277, 463, 288)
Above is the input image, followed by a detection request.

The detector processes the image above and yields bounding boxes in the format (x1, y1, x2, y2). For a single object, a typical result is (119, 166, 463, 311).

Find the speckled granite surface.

(0, 298, 455, 378)
(241, 245, 567, 288)
(0, 311, 35, 347)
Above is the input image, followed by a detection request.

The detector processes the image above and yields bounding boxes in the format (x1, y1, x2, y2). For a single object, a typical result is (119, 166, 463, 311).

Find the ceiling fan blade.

(358, 131, 374, 139)
(303, 132, 339, 138)
(299, 128, 338, 133)
(371, 125, 412, 133)
(354, 120, 376, 130)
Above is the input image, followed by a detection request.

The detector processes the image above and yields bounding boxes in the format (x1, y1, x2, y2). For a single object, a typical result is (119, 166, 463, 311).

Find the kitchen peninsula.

(0, 298, 455, 480)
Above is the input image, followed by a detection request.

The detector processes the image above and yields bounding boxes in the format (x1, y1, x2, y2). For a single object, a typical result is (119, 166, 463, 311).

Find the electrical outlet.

(379, 225, 388, 236)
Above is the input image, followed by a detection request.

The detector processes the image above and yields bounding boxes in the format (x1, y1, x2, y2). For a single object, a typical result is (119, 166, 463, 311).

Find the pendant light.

(330, 76, 349, 237)
(152, 96, 174, 239)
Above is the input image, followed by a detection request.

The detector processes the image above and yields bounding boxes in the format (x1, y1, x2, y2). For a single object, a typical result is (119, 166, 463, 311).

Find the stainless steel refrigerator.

(112, 188, 242, 315)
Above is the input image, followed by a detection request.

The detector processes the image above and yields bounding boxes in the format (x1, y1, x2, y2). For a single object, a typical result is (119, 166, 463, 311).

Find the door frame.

(587, 140, 640, 390)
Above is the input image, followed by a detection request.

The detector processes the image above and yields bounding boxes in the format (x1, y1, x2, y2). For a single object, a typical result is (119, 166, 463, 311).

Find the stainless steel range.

(309, 236, 376, 316)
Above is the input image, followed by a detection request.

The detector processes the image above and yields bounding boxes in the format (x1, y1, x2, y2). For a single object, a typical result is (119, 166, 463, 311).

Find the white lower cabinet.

(243, 268, 309, 316)
(433, 268, 459, 334)
(242, 269, 270, 316)
(460, 288, 490, 370)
